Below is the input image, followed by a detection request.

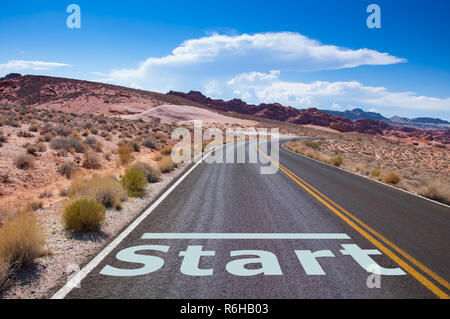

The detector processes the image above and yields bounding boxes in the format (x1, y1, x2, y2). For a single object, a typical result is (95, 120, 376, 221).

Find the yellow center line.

(275, 148, 450, 291)
(258, 147, 449, 299)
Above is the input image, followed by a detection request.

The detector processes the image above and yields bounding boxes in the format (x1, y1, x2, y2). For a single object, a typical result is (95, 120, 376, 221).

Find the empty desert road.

(56, 139, 450, 299)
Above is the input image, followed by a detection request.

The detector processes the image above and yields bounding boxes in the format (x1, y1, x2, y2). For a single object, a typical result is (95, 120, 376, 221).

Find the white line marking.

(141, 233, 350, 239)
(51, 149, 217, 299)
(281, 143, 450, 209)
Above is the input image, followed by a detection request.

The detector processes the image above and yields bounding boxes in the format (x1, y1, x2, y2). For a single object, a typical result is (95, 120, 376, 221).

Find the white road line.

(281, 143, 450, 209)
(141, 233, 350, 239)
(51, 149, 217, 299)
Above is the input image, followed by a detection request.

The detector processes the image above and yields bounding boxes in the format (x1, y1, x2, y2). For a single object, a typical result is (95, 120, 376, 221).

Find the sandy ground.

(122, 104, 258, 126)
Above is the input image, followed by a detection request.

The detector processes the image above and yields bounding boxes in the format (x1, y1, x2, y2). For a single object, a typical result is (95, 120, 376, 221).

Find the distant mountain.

(323, 108, 450, 130)
(170, 91, 449, 144)
(323, 108, 389, 122)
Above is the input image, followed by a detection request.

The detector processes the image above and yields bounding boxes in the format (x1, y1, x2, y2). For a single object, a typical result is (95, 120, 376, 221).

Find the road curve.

(61, 139, 449, 299)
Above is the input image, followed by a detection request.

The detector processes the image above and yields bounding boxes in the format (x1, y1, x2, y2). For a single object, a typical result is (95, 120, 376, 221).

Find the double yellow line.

(258, 147, 449, 299)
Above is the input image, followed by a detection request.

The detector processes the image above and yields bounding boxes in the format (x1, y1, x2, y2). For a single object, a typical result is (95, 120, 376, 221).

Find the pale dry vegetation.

(285, 133, 450, 205)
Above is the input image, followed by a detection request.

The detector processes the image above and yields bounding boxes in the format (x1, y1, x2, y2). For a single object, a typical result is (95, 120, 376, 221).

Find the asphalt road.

(59, 139, 449, 299)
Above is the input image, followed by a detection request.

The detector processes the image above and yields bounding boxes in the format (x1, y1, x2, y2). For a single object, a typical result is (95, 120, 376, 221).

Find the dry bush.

(331, 156, 343, 167)
(121, 169, 147, 197)
(157, 155, 175, 173)
(50, 137, 83, 153)
(384, 172, 401, 185)
(69, 175, 126, 210)
(304, 141, 320, 150)
(0, 212, 46, 288)
(13, 153, 35, 170)
(371, 169, 381, 178)
(82, 151, 101, 169)
(57, 161, 76, 178)
(419, 180, 450, 205)
(142, 138, 157, 150)
(130, 162, 161, 183)
(63, 199, 106, 232)
(118, 144, 134, 165)
(153, 153, 163, 161)
(160, 145, 173, 155)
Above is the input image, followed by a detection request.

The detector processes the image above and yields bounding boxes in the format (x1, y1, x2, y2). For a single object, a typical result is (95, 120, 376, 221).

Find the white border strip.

(282, 143, 450, 209)
(51, 149, 217, 299)
(141, 233, 350, 239)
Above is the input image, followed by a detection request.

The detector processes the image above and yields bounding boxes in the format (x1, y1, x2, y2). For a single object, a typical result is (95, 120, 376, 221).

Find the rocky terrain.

(169, 91, 450, 145)
(0, 74, 203, 116)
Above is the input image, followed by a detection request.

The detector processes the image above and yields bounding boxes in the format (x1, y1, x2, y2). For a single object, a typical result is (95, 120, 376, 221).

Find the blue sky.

(0, 0, 449, 119)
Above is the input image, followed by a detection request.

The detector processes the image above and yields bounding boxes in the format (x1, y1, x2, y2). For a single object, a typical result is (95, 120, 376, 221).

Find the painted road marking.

(258, 147, 449, 299)
(141, 233, 350, 240)
(280, 144, 450, 291)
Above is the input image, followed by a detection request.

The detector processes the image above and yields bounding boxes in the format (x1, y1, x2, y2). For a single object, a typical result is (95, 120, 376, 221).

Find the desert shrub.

(26, 145, 38, 156)
(0, 133, 7, 144)
(119, 139, 140, 152)
(304, 141, 320, 150)
(50, 137, 83, 153)
(35, 142, 47, 152)
(160, 145, 172, 155)
(69, 175, 127, 209)
(84, 136, 97, 146)
(157, 155, 175, 173)
(153, 153, 163, 161)
(118, 144, 133, 165)
(419, 180, 450, 205)
(142, 137, 157, 149)
(331, 156, 343, 167)
(28, 123, 40, 132)
(371, 169, 381, 178)
(0, 212, 46, 288)
(121, 169, 147, 197)
(63, 199, 106, 232)
(13, 153, 35, 170)
(57, 161, 76, 178)
(82, 151, 101, 169)
(384, 172, 401, 185)
(131, 162, 161, 183)
(17, 130, 33, 138)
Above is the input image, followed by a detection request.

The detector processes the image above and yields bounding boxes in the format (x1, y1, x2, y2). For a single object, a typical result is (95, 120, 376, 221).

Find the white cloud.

(101, 32, 405, 88)
(0, 60, 71, 72)
(227, 70, 450, 112)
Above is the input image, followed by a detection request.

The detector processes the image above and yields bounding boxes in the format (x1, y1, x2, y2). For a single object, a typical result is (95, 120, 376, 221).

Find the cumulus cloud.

(102, 32, 405, 88)
(0, 60, 71, 72)
(227, 70, 450, 112)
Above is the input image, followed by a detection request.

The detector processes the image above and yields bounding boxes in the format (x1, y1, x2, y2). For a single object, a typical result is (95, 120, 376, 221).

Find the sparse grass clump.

(118, 144, 134, 165)
(121, 169, 147, 197)
(304, 141, 320, 150)
(157, 155, 175, 173)
(63, 199, 106, 232)
(383, 172, 401, 185)
(331, 156, 343, 167)
(130, 162, 161, 183)
(160, 145, 173, 155)
(142, 138, 157, 150)
(82, 151, 101, 169)
(13, 153, 35, 170)
(0, 211, 46, 288)
(69, 175, 127, 209)
(371, 169, 381, 178)
(50, 137, 83, 153)
(419, 180, 450, 205)
(57, 161, 76, 178)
